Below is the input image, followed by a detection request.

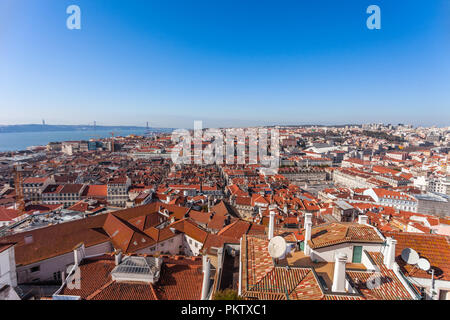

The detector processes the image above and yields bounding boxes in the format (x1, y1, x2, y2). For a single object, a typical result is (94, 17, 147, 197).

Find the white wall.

(184, 235, 203, 256)
(408, 277, 450, 300)
(0, 246, 17, 287)
(16, 241, 112, 284)
(136, 234, 183, 255)
(310, 242, 383, 263)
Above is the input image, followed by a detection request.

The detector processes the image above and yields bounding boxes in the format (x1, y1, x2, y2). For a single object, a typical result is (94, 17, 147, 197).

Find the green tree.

(213, 289, 243, 300)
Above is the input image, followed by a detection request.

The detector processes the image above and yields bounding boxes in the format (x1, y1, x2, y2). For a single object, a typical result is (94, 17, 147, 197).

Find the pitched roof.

(60, 254, 203, 300)
(346, 252, 413, 300)
(0, 214, 109, 266)
(383, 231, 450, 281)
(307, 222, 384, 249)
(0, 203, 192, 266)
(0, 207, 22, 222)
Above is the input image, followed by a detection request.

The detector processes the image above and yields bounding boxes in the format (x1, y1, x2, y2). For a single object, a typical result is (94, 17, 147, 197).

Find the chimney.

(61, 270, 66, 285)
(358, 215, 368, 225)
(155, 257, 163, 270)
(385, 237, 397, 270)
(268, 210, 276, 240)
(383, 237, 391, 265)
(332, 252, 347, 293)
(73, 243, 85, 266)
(201, 255, 211, 300)
(115, 251, 123, 265)
(303, 213, 312, 255)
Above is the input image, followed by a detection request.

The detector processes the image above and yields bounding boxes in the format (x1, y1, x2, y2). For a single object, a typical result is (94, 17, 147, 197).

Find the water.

(0, 129, 148, 152)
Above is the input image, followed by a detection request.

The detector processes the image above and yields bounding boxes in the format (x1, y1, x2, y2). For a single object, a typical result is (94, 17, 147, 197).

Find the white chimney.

(358, 215, 368, 225)
(155, 257, 163, 269)
(115, 251, 123, 265)
(73, 243, 85, 266)
(201, 255, 211, 300)
(385, 238, 397, 270)
(303, 213, 312, 255)
(332, 252, 347, 293)
(268, 211, 276, 240)
(61, 270, 66, 285)
(383, 237, 391, 265)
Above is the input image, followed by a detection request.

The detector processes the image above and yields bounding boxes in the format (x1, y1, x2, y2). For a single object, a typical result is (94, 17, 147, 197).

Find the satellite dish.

(401, 248, 420, 265)
(417, 258, 431, 271)
(268, 236, 287, 259)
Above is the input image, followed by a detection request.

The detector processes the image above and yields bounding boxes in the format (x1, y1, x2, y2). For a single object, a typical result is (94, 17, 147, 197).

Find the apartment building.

(42, 184, 86, 208)
(363, 188, 418, 213)
(107, 176, 131, 207)
(23, 176, 53, 203)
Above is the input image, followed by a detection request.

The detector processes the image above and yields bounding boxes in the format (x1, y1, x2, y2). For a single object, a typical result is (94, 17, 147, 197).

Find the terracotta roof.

(240, 234, 326, 300)
(82, 185, 107, 197)
(60, 254, 203, 300)
(0, 243, 15, 254)
(0, 214, 109, 266)
(152, 261, 203, 300)
(88, 281, 157, 300)
(170, 218, 208, 243)
(383, 231, 450, 281)
(0, 207, 22, 222)
(217, 220, 252, 239)
(60, 254, 116, 299)
(23, 177, 48, 184)
(346, 252, 413, 300)
(307, 222, 384, 249)
(0, 203, 192, 266)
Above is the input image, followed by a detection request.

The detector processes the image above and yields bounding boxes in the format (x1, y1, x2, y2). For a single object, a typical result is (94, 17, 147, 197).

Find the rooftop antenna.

(268, 236, 287, 263)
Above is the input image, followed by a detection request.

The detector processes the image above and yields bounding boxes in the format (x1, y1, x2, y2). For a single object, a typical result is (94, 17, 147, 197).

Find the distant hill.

(0, 124, 173, 133)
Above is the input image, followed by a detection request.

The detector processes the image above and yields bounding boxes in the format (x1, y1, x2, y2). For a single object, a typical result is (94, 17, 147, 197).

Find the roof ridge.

(86, 279, 115, 300)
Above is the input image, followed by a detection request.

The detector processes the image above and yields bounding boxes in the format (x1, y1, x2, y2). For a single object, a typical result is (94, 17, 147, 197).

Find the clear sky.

(0, 0, 449, 128)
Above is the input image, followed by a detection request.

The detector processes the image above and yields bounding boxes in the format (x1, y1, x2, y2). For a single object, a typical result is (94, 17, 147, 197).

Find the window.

(352, 246, 363, 263)
(30, 266, 40, 273)
(53, 271, 62, 281)
(24, 235, 33, 244)
(299, 241, 304, 251)
(419, 287, 427, 300)
(439, 289, 450, 300)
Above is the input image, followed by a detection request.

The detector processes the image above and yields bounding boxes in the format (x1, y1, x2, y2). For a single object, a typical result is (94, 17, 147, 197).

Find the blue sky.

(0, 0, 449, 128)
